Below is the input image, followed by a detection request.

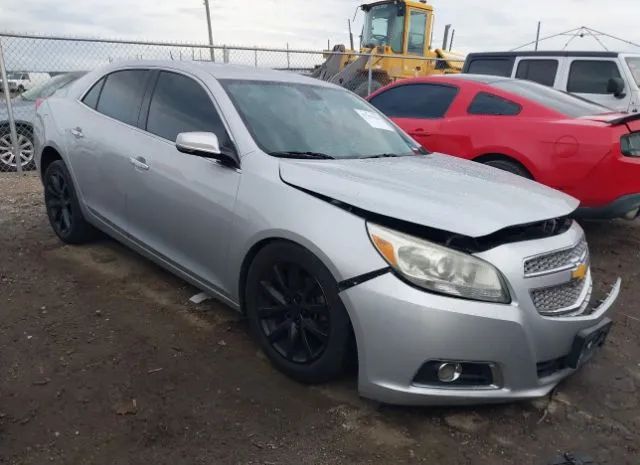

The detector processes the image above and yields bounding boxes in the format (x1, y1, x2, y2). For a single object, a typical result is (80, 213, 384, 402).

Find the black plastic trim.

(338, 268, 390, 292)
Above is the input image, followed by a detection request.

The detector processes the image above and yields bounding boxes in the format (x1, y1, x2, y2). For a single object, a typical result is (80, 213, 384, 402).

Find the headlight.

(367, 223, 510, 303)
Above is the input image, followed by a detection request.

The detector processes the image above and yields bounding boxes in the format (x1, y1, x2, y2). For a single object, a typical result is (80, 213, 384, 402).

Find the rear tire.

(245, 242, 352, 384)
(44, 160, 95, 244)
(481, 158, 532, 179)
(0, 125, 35, 172)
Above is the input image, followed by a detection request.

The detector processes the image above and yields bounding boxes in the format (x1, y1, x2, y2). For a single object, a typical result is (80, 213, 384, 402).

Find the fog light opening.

(437, 362, 463, 383)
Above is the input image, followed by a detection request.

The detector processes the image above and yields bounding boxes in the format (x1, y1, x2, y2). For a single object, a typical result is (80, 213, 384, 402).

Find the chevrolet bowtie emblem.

(572, 263, 588, 280)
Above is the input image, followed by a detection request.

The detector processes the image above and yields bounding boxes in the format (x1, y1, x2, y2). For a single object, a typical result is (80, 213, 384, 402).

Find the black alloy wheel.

(246, 242, 353, 384)
(44, 160, 95, 244)
(257, 262, 331, 364)
(46, 169, 74, 237)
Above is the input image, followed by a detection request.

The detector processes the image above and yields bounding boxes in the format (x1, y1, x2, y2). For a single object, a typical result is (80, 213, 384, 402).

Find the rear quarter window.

(468, 92, 522, 116)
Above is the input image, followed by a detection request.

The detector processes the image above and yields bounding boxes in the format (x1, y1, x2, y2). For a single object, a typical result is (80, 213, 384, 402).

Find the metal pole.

(348, 19, 355, 50)
(286, 43, 290, 69)
(367, 53, 373, 96)
(442, 24, 451, 50)
(0, 39, 22, 174)
(449, 29, 455, 51)
(535, 21, 541, 51)
(204, 0, 215, 62)
(254, 47, 258, 67)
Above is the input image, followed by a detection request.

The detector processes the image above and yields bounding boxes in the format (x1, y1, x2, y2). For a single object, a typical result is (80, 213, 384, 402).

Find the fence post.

(286, 43, 290, 69)
(223, 45, 229, 64)
(367, 53, 374, 97)
(254, 47, 258, 67)
(0, 38, 22, 174)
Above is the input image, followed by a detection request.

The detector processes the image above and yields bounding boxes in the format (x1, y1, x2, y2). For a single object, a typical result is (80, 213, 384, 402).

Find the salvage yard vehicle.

(0, 71, 50, 93)
(462, 51, 640, 113)
(369, 74, 640, 219)
(1, 72, 85, 171)
(34, 61, 619, 405)
(312, 0, 464, 96)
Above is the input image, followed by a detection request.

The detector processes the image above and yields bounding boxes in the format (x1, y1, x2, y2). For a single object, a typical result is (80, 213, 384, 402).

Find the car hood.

(279, 154, 579, 238)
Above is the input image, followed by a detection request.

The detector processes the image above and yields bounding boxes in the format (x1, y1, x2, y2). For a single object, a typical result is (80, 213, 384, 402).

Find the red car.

(367, 75, 640, 219)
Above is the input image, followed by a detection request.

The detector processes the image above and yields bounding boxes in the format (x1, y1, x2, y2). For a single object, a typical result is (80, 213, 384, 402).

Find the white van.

(1, 71, 51, 93)
(462, 51, 640, 113)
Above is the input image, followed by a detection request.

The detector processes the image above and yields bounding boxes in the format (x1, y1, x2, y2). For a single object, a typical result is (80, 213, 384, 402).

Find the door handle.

(70, 127, 84, 138)
(129, 156, 149, 171)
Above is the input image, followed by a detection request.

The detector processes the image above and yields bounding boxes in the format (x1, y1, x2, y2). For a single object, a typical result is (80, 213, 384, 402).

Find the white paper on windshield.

(354, 109, 395, 132)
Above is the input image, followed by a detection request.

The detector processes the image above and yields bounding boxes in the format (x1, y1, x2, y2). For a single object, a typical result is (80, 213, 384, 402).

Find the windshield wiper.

(360, 153, 403, 159)
(269, 151, 335, 160)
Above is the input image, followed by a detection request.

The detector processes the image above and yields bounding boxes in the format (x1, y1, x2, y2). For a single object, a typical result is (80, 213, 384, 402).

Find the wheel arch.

(237, 235, 343, 313)
(40, 145, 63, 179)
(473, 153, 536, 179)
(237, 235, 359, 371)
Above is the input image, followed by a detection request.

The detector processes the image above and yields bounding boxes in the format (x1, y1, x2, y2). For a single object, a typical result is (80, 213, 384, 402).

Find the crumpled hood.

(279, 154, 579, 238)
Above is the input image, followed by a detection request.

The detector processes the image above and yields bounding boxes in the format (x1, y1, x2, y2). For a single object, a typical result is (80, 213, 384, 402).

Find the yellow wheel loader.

(313, 0, 464, 96)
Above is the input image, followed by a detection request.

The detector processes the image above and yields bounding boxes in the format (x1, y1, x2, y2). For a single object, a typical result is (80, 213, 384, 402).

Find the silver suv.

(34, 61, 619, 405)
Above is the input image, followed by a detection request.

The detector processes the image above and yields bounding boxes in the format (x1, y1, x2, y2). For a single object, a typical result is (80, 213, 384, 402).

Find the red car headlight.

(621, 133, 640, 157)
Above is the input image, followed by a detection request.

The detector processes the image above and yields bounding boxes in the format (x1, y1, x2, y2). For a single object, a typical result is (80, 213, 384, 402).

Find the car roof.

(465, 51, 620, 58)
(97, 60, 338, 88)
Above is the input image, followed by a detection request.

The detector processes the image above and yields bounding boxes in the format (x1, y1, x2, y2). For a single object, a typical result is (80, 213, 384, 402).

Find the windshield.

(625, 57, 640, 87)
(491, 79, 611, 118)
(21, 72, 85, 101)
(221, 80, 420, 159)
(362, 3, 404, 53)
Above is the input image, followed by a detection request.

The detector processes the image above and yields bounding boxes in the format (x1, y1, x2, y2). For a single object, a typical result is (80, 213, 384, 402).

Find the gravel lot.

(1, 173, 639, 465)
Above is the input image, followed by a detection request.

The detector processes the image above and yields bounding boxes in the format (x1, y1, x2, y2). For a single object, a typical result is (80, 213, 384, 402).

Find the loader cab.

(361, 0, 433, 57)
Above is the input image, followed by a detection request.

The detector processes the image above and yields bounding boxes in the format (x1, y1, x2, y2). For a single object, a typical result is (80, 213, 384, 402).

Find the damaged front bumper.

(340, 222, 620, 406)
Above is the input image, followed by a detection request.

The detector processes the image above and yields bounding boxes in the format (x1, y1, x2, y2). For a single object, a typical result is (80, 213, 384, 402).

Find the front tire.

(44, 160, 95, 244)
(245, 242, 352, 384)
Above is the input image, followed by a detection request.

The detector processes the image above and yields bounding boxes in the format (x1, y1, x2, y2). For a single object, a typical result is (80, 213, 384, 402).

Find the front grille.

(530, 277, 592, 316)
(524, 237, 588, 277)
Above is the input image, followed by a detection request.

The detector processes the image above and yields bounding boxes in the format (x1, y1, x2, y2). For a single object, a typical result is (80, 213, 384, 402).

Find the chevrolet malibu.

(34, 61, 620, 405)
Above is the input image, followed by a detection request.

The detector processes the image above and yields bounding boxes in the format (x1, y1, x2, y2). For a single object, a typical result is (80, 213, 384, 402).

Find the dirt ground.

(1, 173, 638, 465)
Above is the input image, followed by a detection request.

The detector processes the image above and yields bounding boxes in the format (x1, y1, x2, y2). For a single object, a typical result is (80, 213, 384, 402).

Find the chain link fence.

(0, 32, 461, 174)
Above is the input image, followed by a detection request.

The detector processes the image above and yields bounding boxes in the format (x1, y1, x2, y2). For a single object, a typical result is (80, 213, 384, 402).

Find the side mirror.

(607, 77, 626, 98)
(176, 132, 237, 167)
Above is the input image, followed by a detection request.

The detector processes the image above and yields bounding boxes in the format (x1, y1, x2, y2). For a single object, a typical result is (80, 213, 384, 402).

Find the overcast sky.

(1, 0, 640, 53)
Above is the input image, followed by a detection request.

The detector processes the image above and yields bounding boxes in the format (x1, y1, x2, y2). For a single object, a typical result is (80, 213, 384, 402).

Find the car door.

(126, 70, 241, 296)
(68, 69, 152, 233)
(368, 83, 458, 151)
(565, 58, 630, 111)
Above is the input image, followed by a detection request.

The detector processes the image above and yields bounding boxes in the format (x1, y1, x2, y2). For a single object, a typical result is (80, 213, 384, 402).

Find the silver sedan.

(34, 61, 619, 405)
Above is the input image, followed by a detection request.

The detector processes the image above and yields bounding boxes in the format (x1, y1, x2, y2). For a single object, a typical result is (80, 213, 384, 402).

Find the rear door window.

(466, 58, 513, 77)
(95, 70, 150, 126)
(468, 92, 521, 116)
(369, 84, 458, 118)
(146, 71, 231, 147)
(567, 60, 622, 94)
(515, 59, 558, 86)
